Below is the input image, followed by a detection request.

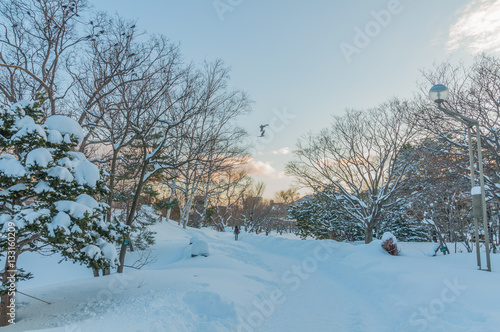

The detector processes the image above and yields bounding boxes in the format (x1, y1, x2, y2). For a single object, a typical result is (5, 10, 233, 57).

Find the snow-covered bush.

(188, 237, 209, 257)
(0, 96, 125, 297)
(381, 232, 399, 256)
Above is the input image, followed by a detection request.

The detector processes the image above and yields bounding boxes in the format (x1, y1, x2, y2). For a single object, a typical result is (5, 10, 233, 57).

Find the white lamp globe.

(429, 84, 449, 104)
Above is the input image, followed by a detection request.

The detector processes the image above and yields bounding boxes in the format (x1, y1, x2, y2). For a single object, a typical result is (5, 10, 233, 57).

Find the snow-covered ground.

(4, 221, 500, 332)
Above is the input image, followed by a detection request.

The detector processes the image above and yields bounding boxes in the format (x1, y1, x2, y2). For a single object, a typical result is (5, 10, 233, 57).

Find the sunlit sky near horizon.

(90, 0, 500, 198)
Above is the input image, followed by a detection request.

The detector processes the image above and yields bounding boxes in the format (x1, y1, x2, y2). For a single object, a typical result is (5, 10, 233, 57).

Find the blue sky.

(90, 0, 500, 198)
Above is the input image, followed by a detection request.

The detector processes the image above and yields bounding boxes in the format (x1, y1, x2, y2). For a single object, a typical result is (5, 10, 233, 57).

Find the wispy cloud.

(242, 158, 277, 177)
(242, 157, 288, 179)
(271, 147, 291, 155)
(447, 0, 500, 54)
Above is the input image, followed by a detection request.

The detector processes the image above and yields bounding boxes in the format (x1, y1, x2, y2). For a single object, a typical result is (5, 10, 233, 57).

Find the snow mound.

(0, 183, 27, 197)
(99, 240, 118, 266)
(188, 237, 209, 257)
(82, 244, 101, 260)
(381, 231, 399, 256)
(47, 129, 63, 144)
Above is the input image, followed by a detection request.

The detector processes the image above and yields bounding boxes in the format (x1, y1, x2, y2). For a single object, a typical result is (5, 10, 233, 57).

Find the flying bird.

(259, 124, 269, 137)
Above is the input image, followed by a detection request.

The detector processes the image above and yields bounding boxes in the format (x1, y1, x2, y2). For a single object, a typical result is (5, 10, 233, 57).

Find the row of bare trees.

(160, 178, 299, 235)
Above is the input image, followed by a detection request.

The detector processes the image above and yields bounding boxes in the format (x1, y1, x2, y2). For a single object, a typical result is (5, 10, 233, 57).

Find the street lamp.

(429, 84, 491, 272)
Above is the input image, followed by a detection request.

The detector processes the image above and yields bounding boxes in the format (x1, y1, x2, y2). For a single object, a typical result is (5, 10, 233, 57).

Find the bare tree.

(200, 168, 250, 231)
(78, 29, 199, 273)
(0, 0, 91, 115)
(239, 181, 273, 233)
(166, 60, 250, 229)
(287, 99, 420, 243)
(418, 54, 500, 203)
(67, 14, 151, 148)
(273, 186, 300, 234)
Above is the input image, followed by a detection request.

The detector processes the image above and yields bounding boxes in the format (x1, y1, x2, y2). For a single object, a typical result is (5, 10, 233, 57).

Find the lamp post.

(429, 84, 491, 272)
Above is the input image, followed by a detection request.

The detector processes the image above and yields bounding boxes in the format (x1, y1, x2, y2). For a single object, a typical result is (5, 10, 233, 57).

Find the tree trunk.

(106, 151, 119, 223)
(182, 209, 191, 229)
(364, 231, 373, 244)
(199, 195, 208, 228)
(0, 292, 13, 327)
(181, 193, 195, 229)
(118, 159, 149, 273)
(365, 220, 375, 244)
(198, 180, 211, 228)
(166, 178, 176, 222)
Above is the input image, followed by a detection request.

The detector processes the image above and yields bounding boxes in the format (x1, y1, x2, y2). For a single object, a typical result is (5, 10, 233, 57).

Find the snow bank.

(8, 222, 500, 332)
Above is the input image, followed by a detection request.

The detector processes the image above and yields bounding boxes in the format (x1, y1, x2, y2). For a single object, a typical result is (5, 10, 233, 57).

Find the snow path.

(4, 222, 500, 332)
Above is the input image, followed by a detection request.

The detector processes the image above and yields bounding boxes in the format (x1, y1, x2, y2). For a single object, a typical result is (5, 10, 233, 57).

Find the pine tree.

(289, 188, 364, 241)
(0, 96, 124, 326)
(378, 202, 429, 242)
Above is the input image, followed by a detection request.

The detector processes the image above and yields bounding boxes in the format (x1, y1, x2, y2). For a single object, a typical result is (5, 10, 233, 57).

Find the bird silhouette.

(259, 124, 269, 137)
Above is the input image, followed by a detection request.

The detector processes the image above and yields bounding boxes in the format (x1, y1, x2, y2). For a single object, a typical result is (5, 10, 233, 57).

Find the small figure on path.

(234, 226, 240, 241)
